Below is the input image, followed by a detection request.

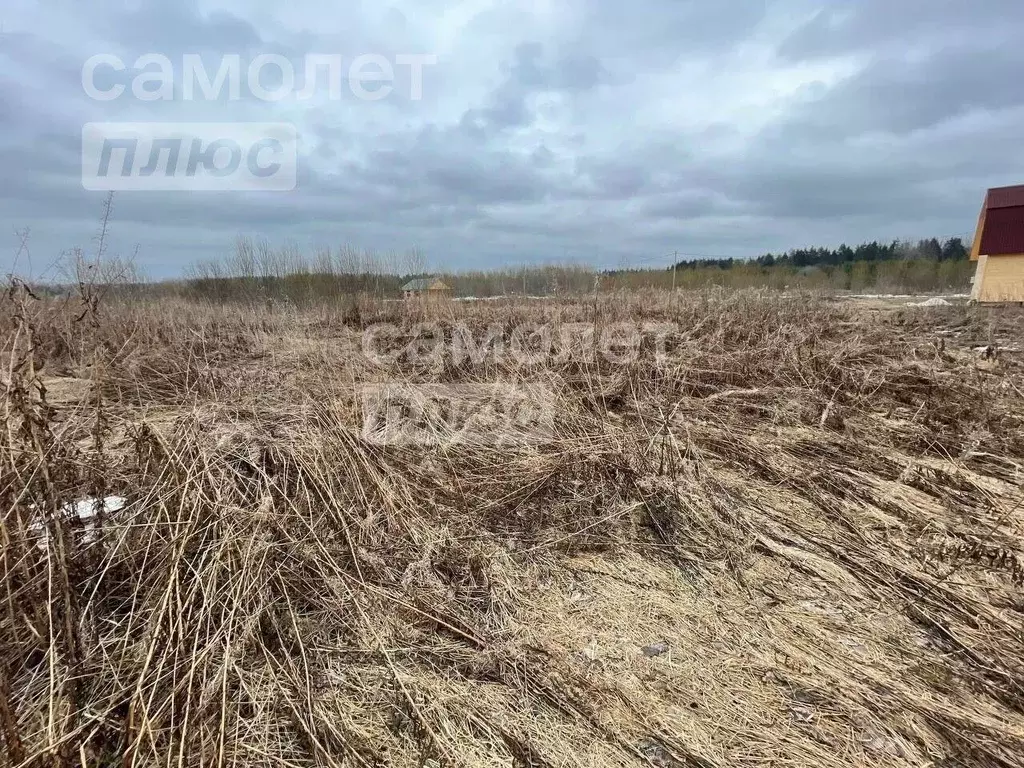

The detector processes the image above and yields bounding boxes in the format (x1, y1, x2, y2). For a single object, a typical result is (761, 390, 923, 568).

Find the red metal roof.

(979, 205, 1024, 256)
(986, 185, 1024, 209)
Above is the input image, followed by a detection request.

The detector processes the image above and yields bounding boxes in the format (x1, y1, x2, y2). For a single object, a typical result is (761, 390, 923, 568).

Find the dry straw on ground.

(2, 286, 1023, 768)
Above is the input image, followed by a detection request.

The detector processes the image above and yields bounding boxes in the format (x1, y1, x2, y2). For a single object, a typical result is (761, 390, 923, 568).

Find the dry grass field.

(3, 286, 1024, 768)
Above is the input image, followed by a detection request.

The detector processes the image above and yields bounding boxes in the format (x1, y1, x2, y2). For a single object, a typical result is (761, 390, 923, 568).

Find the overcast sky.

(2, 0, 1023, 278)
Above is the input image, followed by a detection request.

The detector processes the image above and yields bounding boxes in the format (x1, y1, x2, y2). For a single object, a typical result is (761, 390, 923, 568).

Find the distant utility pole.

(671, 251, 678, 292)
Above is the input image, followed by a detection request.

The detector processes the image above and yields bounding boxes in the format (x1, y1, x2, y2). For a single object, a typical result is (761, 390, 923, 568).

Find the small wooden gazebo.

(401, 277, 453, 301)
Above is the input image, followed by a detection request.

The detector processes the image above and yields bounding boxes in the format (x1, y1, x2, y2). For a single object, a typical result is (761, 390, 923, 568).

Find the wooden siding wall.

(974, 253, 1024, 302)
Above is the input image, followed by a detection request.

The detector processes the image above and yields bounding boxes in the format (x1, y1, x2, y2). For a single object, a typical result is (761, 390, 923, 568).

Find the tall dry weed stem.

(1, 285, 1023, 768)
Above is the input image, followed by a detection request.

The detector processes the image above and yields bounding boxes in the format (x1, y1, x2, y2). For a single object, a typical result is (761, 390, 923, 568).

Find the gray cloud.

(779, 1, 1024, 62)
(1, 0, 1023, 277)
(94, 2, 263, 55)
(775, 45, 1024, 139)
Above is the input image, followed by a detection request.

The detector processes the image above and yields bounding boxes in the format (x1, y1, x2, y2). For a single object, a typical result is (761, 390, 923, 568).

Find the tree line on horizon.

(669, 237, 970, 272)
(47, 234, 972, 304)
(175, 234, 976, 302)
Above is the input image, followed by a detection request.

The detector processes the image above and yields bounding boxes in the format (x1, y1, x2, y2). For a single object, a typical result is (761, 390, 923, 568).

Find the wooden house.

(970, 185, 1024, 302)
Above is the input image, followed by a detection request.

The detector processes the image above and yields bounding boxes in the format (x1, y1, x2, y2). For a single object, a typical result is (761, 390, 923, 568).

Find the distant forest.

(102, 235, 976, 304)
(605, 236, 974, 295)
(672, 238, 970, 272)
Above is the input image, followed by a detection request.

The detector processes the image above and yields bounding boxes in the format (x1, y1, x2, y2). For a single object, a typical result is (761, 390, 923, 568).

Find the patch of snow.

(847, 293, 968, 301)
(70, 496, 126, 521)
(907, 297, 950, 307)
(849, 294, 916, 299)
(452, 295, 553, 302)
(27, 496, 127, 551)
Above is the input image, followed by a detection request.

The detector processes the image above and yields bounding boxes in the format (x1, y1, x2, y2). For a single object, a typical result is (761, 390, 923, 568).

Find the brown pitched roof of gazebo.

(978, 185, 1024, 257)
(986, 184, 1024, 210)
(401, 277, 451, 292)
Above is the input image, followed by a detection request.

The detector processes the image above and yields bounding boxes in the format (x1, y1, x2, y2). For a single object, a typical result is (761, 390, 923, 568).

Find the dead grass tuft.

(2, 288, 1024, 767)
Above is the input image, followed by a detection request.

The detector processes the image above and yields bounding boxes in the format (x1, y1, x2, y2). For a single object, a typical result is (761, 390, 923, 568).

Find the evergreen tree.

(940, 237, 968, 261)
